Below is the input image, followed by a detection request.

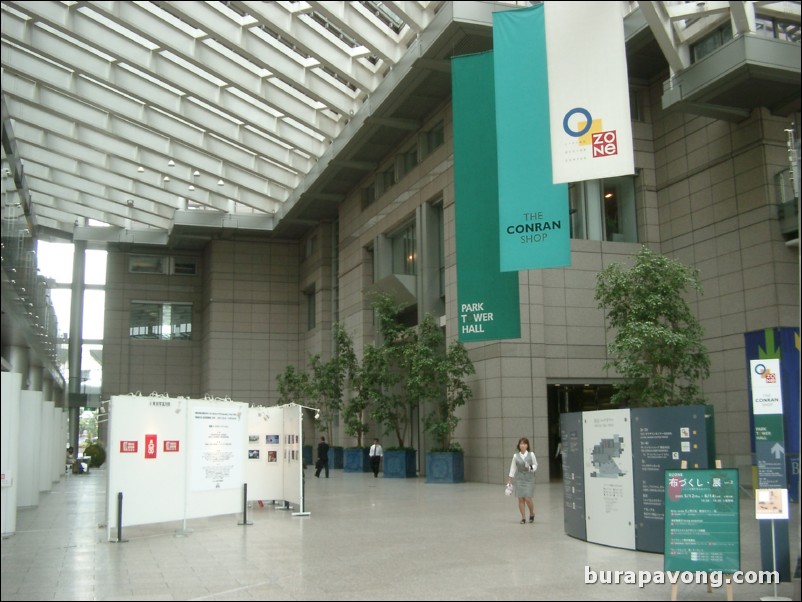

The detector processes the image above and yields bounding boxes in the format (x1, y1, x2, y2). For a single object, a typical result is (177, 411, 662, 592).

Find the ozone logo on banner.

(562, 107, 618, 158)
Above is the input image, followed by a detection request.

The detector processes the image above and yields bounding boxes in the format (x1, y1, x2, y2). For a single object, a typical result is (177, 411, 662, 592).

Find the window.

(435, 203, 445, 299)
(129, 254, 197, 275)
(172, 257, 197, 275)
(569, 175, 638, 243)
(305, 235, 317, 259)
(422, 121, 445, 159)
(362, 182, 377, 209)
(379, 165, 396, 194)
(306, 288, 316, 331)
(130, 302, 192, 340)
(399, 145, 418, 179)
(629, 87, 643, 122)
(129, 255, 166, 274)
(391, 222, 416, 276)
(755, 16, 801, 43)
(691, 23, 732, 63)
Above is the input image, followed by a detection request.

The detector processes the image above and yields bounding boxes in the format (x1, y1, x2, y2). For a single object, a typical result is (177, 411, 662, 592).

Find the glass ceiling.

(1, 1, 442, 235)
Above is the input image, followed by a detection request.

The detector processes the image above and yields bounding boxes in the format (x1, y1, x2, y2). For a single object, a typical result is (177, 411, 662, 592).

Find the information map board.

(664, 469, 740, 573)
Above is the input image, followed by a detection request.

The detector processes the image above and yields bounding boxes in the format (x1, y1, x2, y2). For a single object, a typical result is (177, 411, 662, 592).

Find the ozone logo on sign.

(562, 107, 618, 158)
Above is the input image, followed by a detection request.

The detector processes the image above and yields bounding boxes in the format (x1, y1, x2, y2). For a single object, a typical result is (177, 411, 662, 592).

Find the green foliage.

(595, 246, 710, 407)
(366, 292, 475, 450)
(334, 324, 372, 447)
(309, 323, 355, 442)
(276, 365, 311, 406)
(83, 440, 106, 468)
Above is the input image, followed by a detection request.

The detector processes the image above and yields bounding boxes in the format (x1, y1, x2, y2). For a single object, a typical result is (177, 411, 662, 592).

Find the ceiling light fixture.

(193, 170, 200, 177)
(163, 176, 170, 182)
(137, 166, 145, 173)
(168, 159, 175, 167)
(218, 179, 225, 186)
(188, 185, 195, 191)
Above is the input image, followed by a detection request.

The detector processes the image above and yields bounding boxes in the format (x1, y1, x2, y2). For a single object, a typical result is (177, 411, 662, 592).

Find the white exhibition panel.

(107, 396, 249, 532)
(582, 408, 636, 550)
(1, 372, 22, 535)
(18, 391, 43, 508)
(283, 406, 302, 508)
(107, 395, 188, 529)
(39, 401, 54, 493)
(245, 405, 285, 501)
(53, 406, 66, 484)
(185, 401, 247, 520)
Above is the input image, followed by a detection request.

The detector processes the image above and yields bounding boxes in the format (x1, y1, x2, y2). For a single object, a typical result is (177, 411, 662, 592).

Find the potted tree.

(334, 324, 372, 472)
(308, 352, 344, 468)
(367, 293, 418, 477)
(420, 318, 475, 483)
(276, 364, 313, 465)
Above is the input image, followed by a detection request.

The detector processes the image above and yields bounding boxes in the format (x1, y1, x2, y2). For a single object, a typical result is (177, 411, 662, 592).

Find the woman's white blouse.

(508, 451, 538, 478)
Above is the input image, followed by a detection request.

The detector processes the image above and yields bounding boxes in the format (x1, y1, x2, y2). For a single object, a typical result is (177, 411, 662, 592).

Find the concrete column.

(68, 241, 86, 451)
(2, 345, 30, 389)
(42, 375, 53, 401)
(28, 362, 43, 392)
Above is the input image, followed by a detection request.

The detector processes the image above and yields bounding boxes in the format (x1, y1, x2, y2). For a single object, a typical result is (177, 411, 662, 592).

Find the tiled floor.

(1, 468, 799, 601)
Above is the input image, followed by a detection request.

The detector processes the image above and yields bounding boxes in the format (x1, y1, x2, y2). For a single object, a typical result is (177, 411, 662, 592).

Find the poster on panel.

(190, 402, 246, 492)
(582, 408, 636, 549)
(452, 51, 521, 342)
(493, 5, 570, 272)
(545, 2, 634, 183)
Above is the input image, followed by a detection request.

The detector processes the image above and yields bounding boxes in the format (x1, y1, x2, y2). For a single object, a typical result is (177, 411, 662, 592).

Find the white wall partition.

(1, 372, 22, 535)
(283, 406, 302, 510)
(18, 391, 43, 508)
(106, 395, 249, 536)
(245, 406, 285, 500)
(39, 401, 54, 493)
(52, 406, 65, 484)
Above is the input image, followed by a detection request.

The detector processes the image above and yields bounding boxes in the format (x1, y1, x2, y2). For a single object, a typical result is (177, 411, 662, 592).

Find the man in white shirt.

(369, 438, 383, 478)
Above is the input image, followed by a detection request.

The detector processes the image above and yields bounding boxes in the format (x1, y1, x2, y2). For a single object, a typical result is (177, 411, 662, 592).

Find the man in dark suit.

(315, 436, 330, 478)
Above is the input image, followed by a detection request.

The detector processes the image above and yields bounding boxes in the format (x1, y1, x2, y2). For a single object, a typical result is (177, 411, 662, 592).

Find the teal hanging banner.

(452, 51, 521, 342)
(493, 6, 570, 272)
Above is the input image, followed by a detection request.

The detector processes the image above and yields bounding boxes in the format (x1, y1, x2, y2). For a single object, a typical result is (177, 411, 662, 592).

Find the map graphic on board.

(590, 434, 626, 478)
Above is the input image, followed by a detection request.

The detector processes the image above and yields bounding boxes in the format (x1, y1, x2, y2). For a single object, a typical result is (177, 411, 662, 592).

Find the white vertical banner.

(545, 1, 634, 183)
(583, 408, 636, 550)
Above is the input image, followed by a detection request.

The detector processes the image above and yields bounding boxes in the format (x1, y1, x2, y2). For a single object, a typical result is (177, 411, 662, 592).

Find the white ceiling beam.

(155, 1, 359, 116)
(729, 1, 756, 35)
(639, 1, 690, 73)
(664, 1, 731, 22)
(307, 2, 404, 65)
(22, 0, 343, 141)
(2, 2, 326, 162)
(2, 72, 290, 210)
(383, 2, 432, 33)
(0, 29, 310, 182)
(231, 1, 380, 91)
(14, 122, 283, 216)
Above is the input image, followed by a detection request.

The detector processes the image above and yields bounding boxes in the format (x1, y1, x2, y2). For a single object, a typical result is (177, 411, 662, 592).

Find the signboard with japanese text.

(560, 412, 586, 541)
(631, 406, 709, 553)
(664, 469, 740, 573)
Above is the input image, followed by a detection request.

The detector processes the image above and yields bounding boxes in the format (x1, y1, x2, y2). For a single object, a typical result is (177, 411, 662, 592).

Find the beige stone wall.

(201, 239, 301, 405)
(650, 93, 800, 468)
(102, 250, 204, 399)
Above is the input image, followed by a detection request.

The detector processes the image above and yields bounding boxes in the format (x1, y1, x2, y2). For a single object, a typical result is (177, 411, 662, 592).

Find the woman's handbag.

(505, 483, 514, 496)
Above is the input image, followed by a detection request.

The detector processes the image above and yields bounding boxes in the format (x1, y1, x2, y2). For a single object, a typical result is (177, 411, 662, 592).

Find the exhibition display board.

(561, 405, 710, 552)
(106, 395, 303, 538)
